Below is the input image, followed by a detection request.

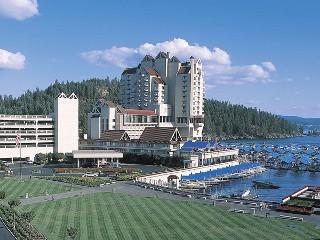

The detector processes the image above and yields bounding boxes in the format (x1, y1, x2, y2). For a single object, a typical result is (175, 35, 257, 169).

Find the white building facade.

(0, 92, 79, 162)
(0, 114, 54, 161)
(54, 93, 79, 153)
(88, 99, 159, 140)
(120, 52, 204, 141)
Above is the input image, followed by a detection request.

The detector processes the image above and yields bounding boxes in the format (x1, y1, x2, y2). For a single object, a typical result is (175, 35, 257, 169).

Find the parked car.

(81, 162, 98, 168)
(82, 172, 98, 177)
(99, 171, 119, 177)
(0, 161, 9, 167)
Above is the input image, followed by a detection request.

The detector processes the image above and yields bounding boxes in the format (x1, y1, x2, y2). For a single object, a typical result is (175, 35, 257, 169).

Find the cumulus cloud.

(81, 38, 276, 85)
(136, 38, 230, 65)
(0, 0, 39, 20)
(262, 61, 276, 72)
(80, 47, 137, 68)
(0, 49, 26, 70)
(204, 63, 270, 85)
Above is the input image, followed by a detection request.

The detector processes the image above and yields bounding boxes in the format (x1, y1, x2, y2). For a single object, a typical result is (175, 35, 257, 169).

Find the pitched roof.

(155, 52, 169, 59)
(145, 67, 160, 77)
(56, 92, 77, 99)
(99, 130, 130, 142)
(139, 127, 183, 143)
(170, 56, 180, 62)
(178, 66, 191, 74)
(116, 106, 157, 116)
(142, 55, 154, 62)
(122, 67, 137, 75)
(105, 101, 115, 107)
(94, 99, 115, 108)
(125, 109, 157, 116)
(145, 67, 166, 85)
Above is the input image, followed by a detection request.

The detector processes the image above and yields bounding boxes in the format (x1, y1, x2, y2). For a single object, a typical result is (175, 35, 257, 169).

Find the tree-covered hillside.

(0, 78, 120, 133)
(0, 78, 301, 139)
(204, 99, 302, 139)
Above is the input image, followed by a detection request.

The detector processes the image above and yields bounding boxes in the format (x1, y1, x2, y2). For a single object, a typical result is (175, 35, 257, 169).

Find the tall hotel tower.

(54, 93, 79, 153)
(120, 52, 204, 140)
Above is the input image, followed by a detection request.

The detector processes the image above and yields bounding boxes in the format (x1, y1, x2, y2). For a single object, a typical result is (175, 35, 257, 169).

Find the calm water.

(205, 136, 320, 202)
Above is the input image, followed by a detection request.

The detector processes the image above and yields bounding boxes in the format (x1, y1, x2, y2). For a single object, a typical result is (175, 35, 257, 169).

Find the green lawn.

(0, 177, 78, 200)
(19, 192, 320, 240)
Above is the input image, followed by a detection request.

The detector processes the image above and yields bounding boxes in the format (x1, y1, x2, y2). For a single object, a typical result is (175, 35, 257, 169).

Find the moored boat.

(252, 180, 280, 189)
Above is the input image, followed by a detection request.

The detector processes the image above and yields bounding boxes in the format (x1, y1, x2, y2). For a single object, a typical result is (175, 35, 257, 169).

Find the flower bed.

(53, 167, 139, 174)
(112, 173, 142, 181)
(286, 198, 314, 207)
(0, 205, 46, 240)
(277, 204, 314, 215)
(38, 176, 111, 187)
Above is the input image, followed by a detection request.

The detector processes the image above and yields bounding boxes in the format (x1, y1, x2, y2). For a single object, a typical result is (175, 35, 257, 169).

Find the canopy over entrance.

(72, 150, 123, 168)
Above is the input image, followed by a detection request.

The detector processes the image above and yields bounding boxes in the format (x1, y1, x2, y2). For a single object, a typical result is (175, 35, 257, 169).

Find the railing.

(0, 114, 51, 119)
(0, 130, 54, 134)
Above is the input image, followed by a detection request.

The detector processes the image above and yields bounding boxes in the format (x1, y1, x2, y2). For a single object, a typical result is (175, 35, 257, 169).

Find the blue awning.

(182, 162, 262, 181)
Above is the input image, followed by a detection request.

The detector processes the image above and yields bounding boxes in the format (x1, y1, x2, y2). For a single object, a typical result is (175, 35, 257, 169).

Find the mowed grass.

(0, 177, 78, 200)
(19, 192, 320, 240)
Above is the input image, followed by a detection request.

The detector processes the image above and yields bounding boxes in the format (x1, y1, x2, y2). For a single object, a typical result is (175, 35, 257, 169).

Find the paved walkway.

(19, 181, 320, 230)
(0, 217, 15, 240)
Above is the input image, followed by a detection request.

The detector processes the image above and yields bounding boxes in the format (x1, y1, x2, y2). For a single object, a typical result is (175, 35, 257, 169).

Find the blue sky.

(1, 0, 320, 118)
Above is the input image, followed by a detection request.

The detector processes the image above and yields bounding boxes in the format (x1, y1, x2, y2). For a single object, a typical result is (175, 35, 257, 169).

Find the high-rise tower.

(120, 52, 204, 140)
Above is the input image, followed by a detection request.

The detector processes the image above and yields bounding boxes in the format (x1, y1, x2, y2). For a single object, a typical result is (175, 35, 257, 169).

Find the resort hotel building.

(87, 52, 205, 141)
(0, 93, 79, 162)
(1, 52, 238, 168)
(81, 52, 238, 167)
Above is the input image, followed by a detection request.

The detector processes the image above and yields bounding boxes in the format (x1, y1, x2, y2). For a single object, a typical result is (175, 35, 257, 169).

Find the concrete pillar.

(251, 208, 256, 215)
(176, 178, 180, 189)
(77, 158, 80, 168)
(97, 158, 100, 168)
(116, 158, 119, 168)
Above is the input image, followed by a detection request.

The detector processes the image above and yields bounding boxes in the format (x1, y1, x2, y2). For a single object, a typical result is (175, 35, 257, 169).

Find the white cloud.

(0, 0, 39, 20)
(81, 38, 276, 85)
(137, 38, 230, 65)
(0, 49, 26, 70)
(80, 47, 137, 68)
(204, 63, 270, 84)
(205, 83, 217, 90)
(262, 61, 276, 72)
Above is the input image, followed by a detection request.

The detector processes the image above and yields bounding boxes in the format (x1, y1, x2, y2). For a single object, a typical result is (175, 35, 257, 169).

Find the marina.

(137, 136, 320, 204)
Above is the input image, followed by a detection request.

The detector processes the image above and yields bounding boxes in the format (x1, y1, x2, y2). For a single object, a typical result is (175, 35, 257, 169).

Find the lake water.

(205, 136, 320, 202)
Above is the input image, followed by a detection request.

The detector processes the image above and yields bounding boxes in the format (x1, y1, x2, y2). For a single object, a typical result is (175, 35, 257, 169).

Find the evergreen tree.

(0, 78, 300, 139)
